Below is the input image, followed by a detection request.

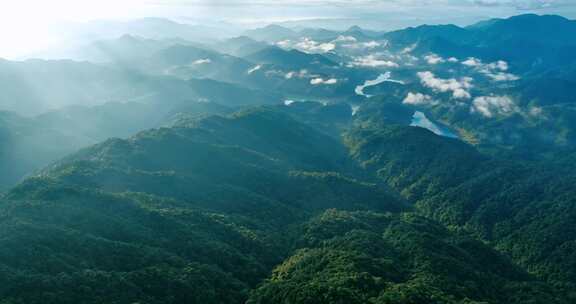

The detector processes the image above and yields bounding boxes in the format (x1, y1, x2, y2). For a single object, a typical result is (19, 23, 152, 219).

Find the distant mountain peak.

(509, 13, 569, 21)
(263, 24, 292, 30)
(116, 34, 143, 42)
(227, 36, 257, 43)
(470, 13, 574, 30)
(347, 25, 363, 32)
(243, 25, 298, 42)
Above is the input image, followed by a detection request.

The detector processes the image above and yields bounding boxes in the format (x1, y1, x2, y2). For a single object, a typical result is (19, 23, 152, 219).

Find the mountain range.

(1, 13, 576, 303)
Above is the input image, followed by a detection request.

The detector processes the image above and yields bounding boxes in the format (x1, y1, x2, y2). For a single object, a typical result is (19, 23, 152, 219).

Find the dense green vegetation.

(0, 109, 402, 303)
(249, 210, 564, 304)
(0, 187, 278, 304)
(345, 123, 576, 299)
(1, 106, 576, 303)
(1, 12, 576, 304)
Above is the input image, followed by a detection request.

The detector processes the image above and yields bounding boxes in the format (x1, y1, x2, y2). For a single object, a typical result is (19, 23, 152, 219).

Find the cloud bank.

(403, 92, 437, 106)
(311, 77, 338, 85)
(472, 95, 518, 117)
(462, 57, 520, 82)
(417, 71, 473, 99)
(349, 55, 399, 68)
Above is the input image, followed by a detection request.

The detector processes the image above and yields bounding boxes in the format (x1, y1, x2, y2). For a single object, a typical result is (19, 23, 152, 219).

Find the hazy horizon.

(2, 1, 576, 303)
(1, 0, 576, 59)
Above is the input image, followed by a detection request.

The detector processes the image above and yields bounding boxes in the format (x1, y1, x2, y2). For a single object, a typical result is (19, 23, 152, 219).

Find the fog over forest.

(1, 0, 576, 303)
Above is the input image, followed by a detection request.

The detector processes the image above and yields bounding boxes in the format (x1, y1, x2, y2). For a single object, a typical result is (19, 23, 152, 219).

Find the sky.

(0, 0, 575, 58)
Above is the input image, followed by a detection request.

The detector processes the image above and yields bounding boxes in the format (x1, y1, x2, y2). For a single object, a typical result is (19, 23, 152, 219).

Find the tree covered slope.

(1, 107, 575, 303)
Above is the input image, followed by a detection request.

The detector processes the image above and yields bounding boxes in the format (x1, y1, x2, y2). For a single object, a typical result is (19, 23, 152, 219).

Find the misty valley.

(1, 7, 576, 304)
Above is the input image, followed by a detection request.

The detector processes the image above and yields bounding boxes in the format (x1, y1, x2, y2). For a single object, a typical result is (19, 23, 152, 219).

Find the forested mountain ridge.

(248, 210, 564, 304)
(1, 12, 576, 304)
(4, 14, 576, 193)
(345, 124, 576, 296)
(1, 106, 575, 303)
(0, 108, 405, 303)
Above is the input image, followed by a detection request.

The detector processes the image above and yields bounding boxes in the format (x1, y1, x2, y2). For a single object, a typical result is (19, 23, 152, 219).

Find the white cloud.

(363, 41, 381, 48)
(530, 106, 543, 116)
(463, 58, 509, 71)
(417, 71, 473, 99)
(333, 35, 357, 43)
(5, 0, 573, 60)
(341, 40, 382, 50)
(462, 57, 482, 67)
(276, 39, 292, 48)
(285, 69, 313, 79)
(311, 77, 338, 85)
(485, 72, 520, 81)
(349, 55, 399, 68)
(191, 58, 211, 65)
(247, 64, 262, 74)
(351, 104, 360, 116)
(453, 88, 472, 99)
(424, 54, 445, 65)
(480, 60, 519, 81)
(448, 57, 459, 63)
(489, 60, 509, 71)
(472, 95, 518, 117)
(278, 37, 335, 53)
(297, 38, 335, 53)
(462, 58, 519, 82)
(401, 43, 418, 54)
(264, 69, 285, 78)
(403, 92, 437, 106)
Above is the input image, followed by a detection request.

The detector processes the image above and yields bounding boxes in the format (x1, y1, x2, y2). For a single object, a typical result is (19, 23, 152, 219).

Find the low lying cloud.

(472, 95, 518, 117)
(191, 58, 211, 65)
(489, 60, 509, 71)
(333, 35, 357, 43)
(362, 41, 382, 48)
(529, 106, 544, 117)
(485, 72, 520, 81)
(341, 40, 382, 50)
(462, 57, 482, 67)
(417, 71, 473, 99)
(403, 92, 438, 106)
(311, 77, 338, 85)
(462, 57, 520, 82)
(278, 38, 335, 54)
(424, 54, 445, 65)
(247, 65, 262, 74)
(401, 43, 418, 54)
(298, 38, 336, 53)
(285, 69, 316, 79)
(349, 55, 399, 68)
(332, 35, 383, 50)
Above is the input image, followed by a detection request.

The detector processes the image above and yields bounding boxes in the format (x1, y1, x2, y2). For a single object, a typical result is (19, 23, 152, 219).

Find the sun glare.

(0, 0, 146, 58)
